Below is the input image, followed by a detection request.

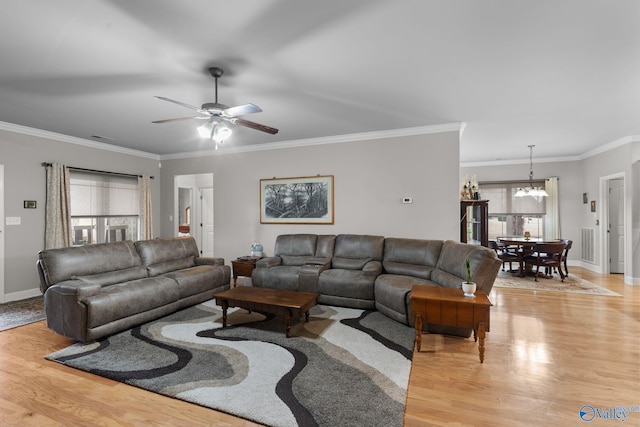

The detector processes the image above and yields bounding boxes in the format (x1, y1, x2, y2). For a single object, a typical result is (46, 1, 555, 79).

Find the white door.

(200, 187, 214, 257)
(0, 164, 4, 303)
(608, 178, 624, 274)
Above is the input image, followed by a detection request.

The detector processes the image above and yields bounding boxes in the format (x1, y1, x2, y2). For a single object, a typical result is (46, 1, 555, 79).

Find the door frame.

(599, 172, 629, 279)
(0, 164, 4, 303)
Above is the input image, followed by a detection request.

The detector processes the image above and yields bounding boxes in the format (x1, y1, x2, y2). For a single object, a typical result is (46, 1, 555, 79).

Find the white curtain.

(45, 163, 71, 249)
(544, 177, 560, 239)
(138, 175, 153, 240)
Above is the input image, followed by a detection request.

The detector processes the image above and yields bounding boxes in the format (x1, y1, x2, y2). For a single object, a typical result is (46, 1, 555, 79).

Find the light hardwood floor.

(1, 267, 638, 426)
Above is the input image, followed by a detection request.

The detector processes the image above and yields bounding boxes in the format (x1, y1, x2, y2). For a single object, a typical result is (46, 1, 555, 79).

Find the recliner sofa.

(253, 234, 501, 336)
(37, 236, 230, 342)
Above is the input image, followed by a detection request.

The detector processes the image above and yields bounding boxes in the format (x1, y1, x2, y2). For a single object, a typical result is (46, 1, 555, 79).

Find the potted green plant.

(462, 257, 476, 298)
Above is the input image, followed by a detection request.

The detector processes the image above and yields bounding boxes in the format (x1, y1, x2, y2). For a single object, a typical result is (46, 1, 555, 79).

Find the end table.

(410, 285, 492, 363)
(231, 256, 262, 286)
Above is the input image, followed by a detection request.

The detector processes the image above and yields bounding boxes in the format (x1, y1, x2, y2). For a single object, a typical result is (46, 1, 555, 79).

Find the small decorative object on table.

(250, 241, 263, 257)
(462, 257, 477, 298)
(460, 174, 479, 200)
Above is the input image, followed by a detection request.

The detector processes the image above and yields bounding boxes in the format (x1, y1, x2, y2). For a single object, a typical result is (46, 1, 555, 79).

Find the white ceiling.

(0, 0, 638, 162)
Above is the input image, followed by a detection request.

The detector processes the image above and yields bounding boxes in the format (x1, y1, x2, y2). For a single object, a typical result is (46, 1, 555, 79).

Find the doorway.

(0, 164, 4, 302)
(600, 173, 626, 276)
(174, 173, 214, 256)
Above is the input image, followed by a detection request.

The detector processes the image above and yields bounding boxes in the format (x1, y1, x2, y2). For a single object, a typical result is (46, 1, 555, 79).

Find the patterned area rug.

(0, 296, 46, 331)
(493, 270, 621, 296)
(46, 301, 414, 427)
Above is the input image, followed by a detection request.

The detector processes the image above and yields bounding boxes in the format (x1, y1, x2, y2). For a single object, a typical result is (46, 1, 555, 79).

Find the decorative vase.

(462, 282, 476, 298)
(250, 241, 263, 257)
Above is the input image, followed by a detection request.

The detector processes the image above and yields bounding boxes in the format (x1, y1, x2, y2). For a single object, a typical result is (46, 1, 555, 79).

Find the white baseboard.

(4, 288, 42, 303)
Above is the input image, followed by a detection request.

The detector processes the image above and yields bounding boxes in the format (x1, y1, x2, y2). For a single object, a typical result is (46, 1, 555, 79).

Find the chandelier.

(514, 145, 548, 198)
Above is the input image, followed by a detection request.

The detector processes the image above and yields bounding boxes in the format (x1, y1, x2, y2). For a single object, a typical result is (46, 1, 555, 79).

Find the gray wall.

(463, 141, 639, 282)
(0, 128, 161, 299)
(159, 131, 461, 263)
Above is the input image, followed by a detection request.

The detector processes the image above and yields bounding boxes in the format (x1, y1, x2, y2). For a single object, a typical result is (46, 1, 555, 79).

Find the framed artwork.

(260, 175, 334, 224)
(591, 200, 596, 212)
(582, 193, 588, 204)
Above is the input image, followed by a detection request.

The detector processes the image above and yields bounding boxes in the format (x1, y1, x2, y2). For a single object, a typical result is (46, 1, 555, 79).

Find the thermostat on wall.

(402, 197, 413, 204)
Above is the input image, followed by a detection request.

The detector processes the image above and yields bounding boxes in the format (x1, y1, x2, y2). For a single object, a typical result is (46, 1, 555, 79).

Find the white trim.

(580, 135, 640, 160)
(4, 288, 42, 303)
(0, 164, 3, 303)
(0, 121, 160, 161)
(159, 123, 466, 160)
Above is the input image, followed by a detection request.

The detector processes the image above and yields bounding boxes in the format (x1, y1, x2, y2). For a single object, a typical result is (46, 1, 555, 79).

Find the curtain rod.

(42, 163, 154, 179)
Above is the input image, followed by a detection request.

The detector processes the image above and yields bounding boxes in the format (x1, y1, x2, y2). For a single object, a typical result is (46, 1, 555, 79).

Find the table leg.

(305, 311, 310, 322)
(415, 313, 423, 352)
(477, 321, 486, 363)
(285, 309, 292, 338)
(221, 300, 228, 328)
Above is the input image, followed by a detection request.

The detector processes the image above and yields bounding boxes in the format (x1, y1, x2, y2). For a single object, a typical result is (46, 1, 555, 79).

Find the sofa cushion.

(382, 238, 442, 279)
(39, 241, 142, 287)
(264, 266, 303, 291)
(83, 276, 179, 328)
(135, 236, 199, 266)
(332, 256, 371, 270)
(318, 269, 375, 301)
(274, 234, 317, 257)
(162, 265, 224, 299)
(280, 255, 314, 266)
(73, 266, 148, 287)
(333, 234, 384, 261)
(146, 257, 195, 277)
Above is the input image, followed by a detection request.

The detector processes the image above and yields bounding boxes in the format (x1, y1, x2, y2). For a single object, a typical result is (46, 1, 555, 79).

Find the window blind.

(481, 181, 546, 215)
(70, 171, 139, 216)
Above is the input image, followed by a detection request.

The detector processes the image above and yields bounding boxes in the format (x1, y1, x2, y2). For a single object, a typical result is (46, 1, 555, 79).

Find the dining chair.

(489, 240, 521, 272)
(522, 242, 567, 281)
(560, 239, 572, 277)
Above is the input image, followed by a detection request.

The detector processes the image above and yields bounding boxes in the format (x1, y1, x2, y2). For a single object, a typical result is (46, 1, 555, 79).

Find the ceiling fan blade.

(222, 103, 262, 117)
(231, 118, 279, 135)
(154, 96, 203, 112)
(151, 116, 210, 124)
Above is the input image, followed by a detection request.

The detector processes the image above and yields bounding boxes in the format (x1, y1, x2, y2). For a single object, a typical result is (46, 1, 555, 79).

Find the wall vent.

(580, 227, 595, 263)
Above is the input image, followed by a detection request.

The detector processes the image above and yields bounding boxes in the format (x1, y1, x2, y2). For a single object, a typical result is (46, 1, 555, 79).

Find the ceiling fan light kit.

(153, 66, 278, 146)
(514, 145, 549, 199)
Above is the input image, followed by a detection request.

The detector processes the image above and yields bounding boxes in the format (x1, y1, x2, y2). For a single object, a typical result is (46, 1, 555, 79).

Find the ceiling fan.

(152, 67, 278, 143)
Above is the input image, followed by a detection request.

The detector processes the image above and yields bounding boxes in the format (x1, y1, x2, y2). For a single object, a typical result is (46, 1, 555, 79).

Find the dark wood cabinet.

(460, 200, 489, 247)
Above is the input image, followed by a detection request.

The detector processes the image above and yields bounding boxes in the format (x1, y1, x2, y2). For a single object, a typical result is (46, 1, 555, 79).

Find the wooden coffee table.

(410, 285, 492, 363)
(213, 287, 320, 338)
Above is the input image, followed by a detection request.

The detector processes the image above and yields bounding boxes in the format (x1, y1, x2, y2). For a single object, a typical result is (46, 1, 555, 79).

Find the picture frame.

(260, 175, 334, 224)
(582, 193, 588, 204)
(23, 200, 37, 209)
(591, 200, 596, 212)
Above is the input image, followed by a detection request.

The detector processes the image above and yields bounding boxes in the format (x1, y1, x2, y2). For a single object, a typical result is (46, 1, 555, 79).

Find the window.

(481, 181, 547, 240)
(69, 171, 140, 245)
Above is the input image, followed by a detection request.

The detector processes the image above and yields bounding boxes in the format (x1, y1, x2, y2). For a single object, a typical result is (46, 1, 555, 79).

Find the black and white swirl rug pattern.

(47, 301, 415, 427)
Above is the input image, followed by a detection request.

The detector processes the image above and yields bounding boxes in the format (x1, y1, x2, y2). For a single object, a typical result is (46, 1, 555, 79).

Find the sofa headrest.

(274, 234, 317, 257)
(383, 238, 442, 267)
(38, 241, 141, 288)
(134, 236, 199, 266)
(334, 234, 384, 261)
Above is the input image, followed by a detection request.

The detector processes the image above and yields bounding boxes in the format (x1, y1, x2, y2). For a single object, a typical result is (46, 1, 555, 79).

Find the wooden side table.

(410, 285, 492, 363)
(231, 256, 262, 286)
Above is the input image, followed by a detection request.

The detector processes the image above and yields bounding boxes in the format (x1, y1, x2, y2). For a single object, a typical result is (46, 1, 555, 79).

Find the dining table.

(496, 236, 563, 277)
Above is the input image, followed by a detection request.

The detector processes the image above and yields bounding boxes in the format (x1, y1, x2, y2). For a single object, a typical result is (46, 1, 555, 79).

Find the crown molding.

(159, 122, 466, 160)
(579, 135, 640, 160)
(0, 121, 160, 160)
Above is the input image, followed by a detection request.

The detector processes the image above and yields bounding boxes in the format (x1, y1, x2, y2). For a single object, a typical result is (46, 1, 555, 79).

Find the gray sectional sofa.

(37, 236, 230, 342)
(253, 234, 501, 336)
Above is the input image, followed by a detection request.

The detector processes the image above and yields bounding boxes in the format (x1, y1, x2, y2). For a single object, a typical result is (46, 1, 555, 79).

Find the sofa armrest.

(51, 279, 102, 300)
(299, 263, 331, 293)
(255, 257, 282, 269)
(362, 260, 383, 277)
(195, 257, 225, 267)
